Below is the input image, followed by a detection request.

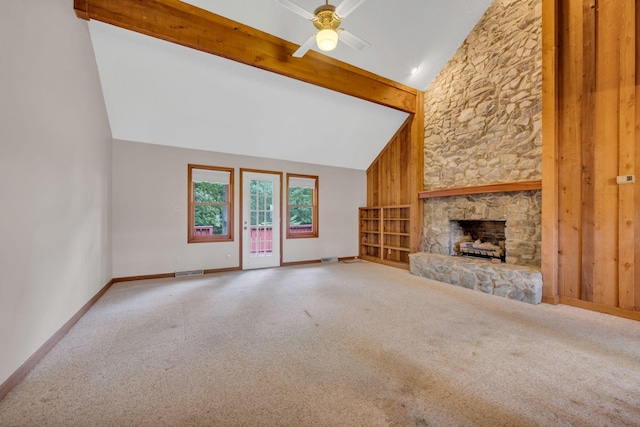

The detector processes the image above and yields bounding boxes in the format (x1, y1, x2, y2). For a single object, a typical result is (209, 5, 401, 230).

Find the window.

(188, 164, 234, 243)
(286, 174, 318, 238)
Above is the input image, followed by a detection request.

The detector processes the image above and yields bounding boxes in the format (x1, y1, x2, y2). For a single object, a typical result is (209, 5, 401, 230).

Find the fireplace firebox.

(450, 220, 506, 262)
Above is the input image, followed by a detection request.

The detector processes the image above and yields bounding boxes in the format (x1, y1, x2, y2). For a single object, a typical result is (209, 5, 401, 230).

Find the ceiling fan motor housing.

(313, 5, 341, 31)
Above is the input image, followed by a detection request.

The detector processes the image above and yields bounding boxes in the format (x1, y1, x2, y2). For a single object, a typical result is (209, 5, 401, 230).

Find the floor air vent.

(321, 257, 338, 263)
(175, 269, 204, 277)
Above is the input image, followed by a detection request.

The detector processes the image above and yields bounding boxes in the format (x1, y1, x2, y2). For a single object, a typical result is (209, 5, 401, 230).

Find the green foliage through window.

(287, 175, 317, 238)
(193, 182, 229, 235)
(289, 187, 313, 226)
(189, 165, 233, 242)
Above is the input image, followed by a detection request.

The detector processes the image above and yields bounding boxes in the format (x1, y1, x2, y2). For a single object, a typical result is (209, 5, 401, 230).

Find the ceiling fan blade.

(338, 29, 370, 51)
(335, 0, 367, 18)
(293, 34, 317, 58)
(273, 0, 316, 21)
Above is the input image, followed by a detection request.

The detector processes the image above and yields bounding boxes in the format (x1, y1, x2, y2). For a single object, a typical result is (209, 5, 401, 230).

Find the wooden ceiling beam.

(73, 0, 417, 113)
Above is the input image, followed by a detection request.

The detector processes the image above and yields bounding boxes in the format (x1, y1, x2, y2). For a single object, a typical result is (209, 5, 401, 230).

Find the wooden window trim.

(188, 164, 234, 243)
(286, 173, 319, 239)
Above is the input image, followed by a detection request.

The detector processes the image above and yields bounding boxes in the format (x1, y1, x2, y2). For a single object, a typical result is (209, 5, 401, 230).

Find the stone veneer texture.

(423, 0, 542, 188)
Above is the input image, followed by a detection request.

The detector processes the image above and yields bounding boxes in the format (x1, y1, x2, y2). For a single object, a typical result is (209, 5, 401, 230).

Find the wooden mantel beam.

(73, 0, 417, 113)
(418, 180, 542, 199)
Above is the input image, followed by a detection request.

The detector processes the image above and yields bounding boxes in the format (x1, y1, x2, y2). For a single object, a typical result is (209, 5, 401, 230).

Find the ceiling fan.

(274, 0, 371, 58)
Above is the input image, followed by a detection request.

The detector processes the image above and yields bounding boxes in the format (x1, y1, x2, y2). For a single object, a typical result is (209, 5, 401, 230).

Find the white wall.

(0, 0, 112, 386)
(113, 140, 366, 277)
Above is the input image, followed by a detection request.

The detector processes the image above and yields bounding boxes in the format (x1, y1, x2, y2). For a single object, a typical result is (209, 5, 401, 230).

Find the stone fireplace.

(410, 189, 543, 304)
(422, 191, 541, 267)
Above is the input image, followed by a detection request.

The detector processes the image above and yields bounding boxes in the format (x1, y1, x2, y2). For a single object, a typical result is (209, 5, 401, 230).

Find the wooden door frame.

(239, 168, 283, 270)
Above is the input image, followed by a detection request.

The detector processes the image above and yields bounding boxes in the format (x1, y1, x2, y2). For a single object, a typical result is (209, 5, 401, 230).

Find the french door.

(241, 170, 281, 270)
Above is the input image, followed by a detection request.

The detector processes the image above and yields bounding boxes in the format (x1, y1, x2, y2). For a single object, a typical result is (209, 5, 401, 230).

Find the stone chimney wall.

(423, 0, 542, 189)
(422, 0, 542, 267)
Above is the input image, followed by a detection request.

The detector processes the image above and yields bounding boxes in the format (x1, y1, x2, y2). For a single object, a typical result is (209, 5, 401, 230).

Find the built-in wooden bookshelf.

(359, 205, 411, 269)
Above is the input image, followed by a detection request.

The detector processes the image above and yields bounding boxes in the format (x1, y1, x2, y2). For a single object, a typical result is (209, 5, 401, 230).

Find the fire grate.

(459, 241, 505, 262)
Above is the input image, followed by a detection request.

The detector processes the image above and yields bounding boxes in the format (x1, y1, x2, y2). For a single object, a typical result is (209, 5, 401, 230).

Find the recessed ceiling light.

(410, 67, 419, 75)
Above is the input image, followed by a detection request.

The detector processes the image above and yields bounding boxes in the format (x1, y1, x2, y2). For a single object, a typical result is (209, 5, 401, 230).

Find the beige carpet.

(1, 261, 639, 426)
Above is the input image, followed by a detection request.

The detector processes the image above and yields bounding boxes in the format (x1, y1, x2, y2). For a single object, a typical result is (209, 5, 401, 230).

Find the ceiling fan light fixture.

(316, 29, 339, 51)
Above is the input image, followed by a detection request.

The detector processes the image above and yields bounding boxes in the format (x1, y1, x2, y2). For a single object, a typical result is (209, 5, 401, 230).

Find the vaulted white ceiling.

(88, 0, 493, 170)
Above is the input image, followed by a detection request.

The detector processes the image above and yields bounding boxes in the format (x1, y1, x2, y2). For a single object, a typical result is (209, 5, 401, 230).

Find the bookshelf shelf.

(359, 205, 411, 268)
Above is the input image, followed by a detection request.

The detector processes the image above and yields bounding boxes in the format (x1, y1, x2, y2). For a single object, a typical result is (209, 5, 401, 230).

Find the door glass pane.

(249, 179, 274, 258)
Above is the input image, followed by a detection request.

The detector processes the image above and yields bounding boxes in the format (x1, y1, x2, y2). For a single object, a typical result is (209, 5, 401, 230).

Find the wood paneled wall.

(367, 120, 411, 206)
(544, 0, 639, 319)
(366, 93, 424, 253)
